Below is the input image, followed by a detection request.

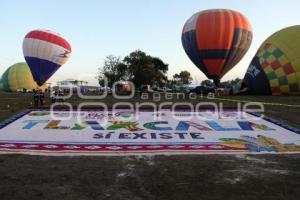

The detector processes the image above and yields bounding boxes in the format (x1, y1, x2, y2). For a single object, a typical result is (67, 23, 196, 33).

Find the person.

(39, 90, 45, 106)
(33, 90, 39, 107)
(51, 90, 58, 103)
(58, 90, 64, 102)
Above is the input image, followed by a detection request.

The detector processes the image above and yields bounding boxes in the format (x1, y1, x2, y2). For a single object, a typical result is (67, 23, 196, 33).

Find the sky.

(0, 0, 300, 86)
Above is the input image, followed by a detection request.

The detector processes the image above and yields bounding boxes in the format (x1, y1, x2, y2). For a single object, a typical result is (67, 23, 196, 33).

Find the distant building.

(55, 79, 97, 93)
(57, 79, 88, 88)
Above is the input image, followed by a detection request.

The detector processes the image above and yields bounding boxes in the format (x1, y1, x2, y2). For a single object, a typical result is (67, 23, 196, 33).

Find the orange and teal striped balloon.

(182, 9, 253, 85)
(0, 62, 46, 92)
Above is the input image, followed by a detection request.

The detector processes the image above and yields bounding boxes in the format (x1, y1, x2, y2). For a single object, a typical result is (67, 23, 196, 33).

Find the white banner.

(0, 110, 299, 155)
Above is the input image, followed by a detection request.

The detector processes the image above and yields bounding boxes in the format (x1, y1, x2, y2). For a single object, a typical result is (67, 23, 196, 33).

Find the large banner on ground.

(0, 110, 300, 155)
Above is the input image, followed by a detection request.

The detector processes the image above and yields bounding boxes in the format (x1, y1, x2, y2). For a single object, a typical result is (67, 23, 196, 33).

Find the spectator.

(50, 90, 55, 104)
(58, 90, 64, 102)
(33, 90, 39, 107)
(39, 90, 45, 106)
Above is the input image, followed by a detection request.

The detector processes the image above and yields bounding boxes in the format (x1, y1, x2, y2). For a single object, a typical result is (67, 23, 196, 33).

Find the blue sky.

(0, 0, 300, 85)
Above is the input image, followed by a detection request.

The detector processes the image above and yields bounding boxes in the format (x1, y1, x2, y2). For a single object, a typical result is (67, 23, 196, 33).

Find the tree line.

(97, 50, 241, 89)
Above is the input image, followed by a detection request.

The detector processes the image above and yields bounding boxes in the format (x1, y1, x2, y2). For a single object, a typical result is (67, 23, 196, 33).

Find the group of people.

(32, 89, 65, 107)
(33, 90, 45, 107)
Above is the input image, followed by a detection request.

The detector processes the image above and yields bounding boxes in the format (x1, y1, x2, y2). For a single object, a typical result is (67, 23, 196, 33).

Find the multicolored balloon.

(0, 62, 46, 92)
(242, 25, 300, 95)
(182, 9, 252, 85)
(23, 30, 71, 86)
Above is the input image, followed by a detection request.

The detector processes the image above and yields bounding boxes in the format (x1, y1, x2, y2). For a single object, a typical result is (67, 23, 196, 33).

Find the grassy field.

(0, 91, 300, 200)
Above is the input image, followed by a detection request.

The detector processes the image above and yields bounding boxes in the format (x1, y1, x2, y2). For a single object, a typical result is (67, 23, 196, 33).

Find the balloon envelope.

(23, 30, 71, 86)
(182, 9, 252, 85)
(0, 62, 46, 92)
(242, 25, 300, 95)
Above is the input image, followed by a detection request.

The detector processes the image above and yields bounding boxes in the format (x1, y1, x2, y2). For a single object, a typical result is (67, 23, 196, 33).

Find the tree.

(172, 73, 180, 83)
(124, 50, 168, 88)
(219, 78, 242, 88)
(97, 55, 128, 87)
(152, 57, 168, 73)
(97, 51, 169, 89)
(201, 79, 214, 88)
(179, 71, 192, 84)
(151, 57, 168, 87)
(173, 70, 193, 84)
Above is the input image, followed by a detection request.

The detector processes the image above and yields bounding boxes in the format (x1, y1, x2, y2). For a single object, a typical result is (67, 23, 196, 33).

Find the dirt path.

(0, 154, 299, 200)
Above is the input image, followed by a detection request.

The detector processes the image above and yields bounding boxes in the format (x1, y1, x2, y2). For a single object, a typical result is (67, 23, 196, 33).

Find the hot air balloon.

(23, 29, 71, 86)
(0, 62, 46, 92)
(241, 25, 300, 95)
(182, 9, 252, 86)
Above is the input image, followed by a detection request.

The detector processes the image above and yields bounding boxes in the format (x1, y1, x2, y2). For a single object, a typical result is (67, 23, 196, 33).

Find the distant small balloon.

(22, 29, 72, 86)
(182, 9, 252, 85)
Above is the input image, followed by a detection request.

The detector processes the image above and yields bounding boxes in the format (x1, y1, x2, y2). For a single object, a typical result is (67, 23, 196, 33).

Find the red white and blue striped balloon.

(23, 30, 72, 86)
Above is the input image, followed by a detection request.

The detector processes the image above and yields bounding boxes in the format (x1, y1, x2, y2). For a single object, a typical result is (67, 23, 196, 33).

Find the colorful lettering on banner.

(86, 121, 105, 130)
(107, 121, 143, 131)
(176, 121, 212, 131)
(22, 120, 49, 129)
(71, 121, 105, 130)
(250, 122, 275, 131)
(206, 121, 241, 131)
(44, 120, 70, 130)
(71, 122, 87, 130)
(237, 121, 275, 131)
(21, 118, 277, 132)
(143, 121, 172, 131)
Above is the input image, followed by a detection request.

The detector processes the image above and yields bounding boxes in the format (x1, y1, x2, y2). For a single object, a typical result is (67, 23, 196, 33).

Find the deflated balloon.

(23, 29, 71, 86)
(242, 25, 300, 95)
(182, 9, 252, 85)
